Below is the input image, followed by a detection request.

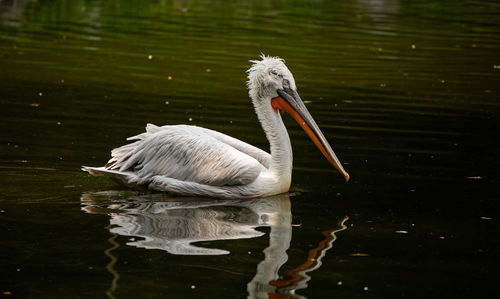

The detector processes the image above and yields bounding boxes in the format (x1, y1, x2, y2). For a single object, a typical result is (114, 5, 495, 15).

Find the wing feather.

(106, 125, 265, 186)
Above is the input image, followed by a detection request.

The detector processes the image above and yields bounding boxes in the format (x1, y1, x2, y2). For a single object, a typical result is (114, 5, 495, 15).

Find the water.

(1, 0, 499, 297)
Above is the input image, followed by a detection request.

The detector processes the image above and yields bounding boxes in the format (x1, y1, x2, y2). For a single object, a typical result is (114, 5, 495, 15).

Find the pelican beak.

(272, 88, 350, 181)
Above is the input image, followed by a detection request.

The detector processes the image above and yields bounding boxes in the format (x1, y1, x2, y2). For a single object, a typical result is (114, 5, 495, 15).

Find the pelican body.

(83, 56, 349, 199)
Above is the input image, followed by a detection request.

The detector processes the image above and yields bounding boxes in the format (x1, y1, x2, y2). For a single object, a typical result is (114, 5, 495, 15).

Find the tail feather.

(82, 166, 142, 188)
(82, 123, 162, 188)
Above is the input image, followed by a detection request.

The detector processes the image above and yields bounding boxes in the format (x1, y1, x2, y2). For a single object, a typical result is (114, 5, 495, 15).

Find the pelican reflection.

(81, 191, 291, 255)
(81, 191, 347, 298)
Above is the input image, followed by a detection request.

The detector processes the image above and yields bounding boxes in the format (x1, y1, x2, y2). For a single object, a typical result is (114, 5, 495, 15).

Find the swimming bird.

(82, 55, 349, 199)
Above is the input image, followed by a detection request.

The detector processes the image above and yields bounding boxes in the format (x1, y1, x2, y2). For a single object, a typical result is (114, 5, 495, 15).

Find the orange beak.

(272, 88, 349, 181)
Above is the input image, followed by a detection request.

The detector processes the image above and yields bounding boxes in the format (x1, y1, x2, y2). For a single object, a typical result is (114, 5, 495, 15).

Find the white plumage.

(83, 55, 349, 199)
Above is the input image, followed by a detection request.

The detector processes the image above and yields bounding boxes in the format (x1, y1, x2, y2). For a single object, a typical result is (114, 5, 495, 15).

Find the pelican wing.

(105, 124, 266, 186)
(141, 124, 271, 168)
(194, 127, 271, 169)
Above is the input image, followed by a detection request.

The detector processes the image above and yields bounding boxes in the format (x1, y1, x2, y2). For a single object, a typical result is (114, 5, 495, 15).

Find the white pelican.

(83, 55, 349, 199)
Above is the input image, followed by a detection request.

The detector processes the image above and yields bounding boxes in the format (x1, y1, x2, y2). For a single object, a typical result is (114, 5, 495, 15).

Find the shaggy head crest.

(246, 55, 296, 100)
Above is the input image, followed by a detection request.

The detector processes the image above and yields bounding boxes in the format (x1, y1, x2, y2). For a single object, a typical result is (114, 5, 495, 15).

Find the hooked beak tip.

(344, 173, 350, 182)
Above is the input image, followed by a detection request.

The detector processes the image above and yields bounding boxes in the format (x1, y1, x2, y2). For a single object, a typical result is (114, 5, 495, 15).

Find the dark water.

(1, 0, 499, 297)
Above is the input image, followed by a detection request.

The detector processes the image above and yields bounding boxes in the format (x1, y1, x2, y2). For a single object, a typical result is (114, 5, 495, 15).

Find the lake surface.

(1, 0, 499, 297)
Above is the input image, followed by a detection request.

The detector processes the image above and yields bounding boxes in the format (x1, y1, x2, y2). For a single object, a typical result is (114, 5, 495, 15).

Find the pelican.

(83, 55, 349, 199)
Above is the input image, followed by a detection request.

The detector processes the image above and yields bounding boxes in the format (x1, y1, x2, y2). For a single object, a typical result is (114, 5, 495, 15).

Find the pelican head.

(247, 55, 350, 181)
(247, 56, 296, 101)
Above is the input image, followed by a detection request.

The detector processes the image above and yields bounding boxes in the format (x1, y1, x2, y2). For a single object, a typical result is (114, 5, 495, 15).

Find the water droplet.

(411, 44, 416, 49)
(337, 281, 343, 286)
(148, 55, 153, 60)
(38, 92, 43, 96)
(395, 230, 408, 234)
(165, 101, 169, 105)
(188, 117, 193, 121)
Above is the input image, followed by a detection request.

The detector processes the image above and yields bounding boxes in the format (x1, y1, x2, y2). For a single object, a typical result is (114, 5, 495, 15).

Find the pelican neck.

(253, 97, 293, 182)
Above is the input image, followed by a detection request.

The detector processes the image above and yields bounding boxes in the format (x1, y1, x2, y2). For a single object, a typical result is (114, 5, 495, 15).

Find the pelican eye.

(270, 70, 282, 78)
(283, 79, 290, 89)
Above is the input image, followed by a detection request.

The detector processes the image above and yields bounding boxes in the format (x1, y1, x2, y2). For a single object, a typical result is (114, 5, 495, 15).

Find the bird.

(82, 55, 349, 199)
